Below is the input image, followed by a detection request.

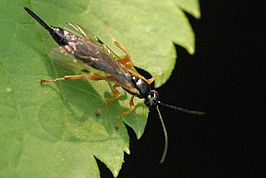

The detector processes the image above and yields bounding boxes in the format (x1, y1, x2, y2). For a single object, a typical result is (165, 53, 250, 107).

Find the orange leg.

(95, 83, 121, 116)
(104, 22, 135, 69)
(121, 95, 135, 116)
(113, 41, 135, 69)
(114, 41, 136, 69)
(113, 41, 131, 58)
(119, 57, 135, 70)
(115, 96, 135, 129)
(146, 72, 164, 84)
(119, 58, 131, 64)
(41, 75, 114, 84)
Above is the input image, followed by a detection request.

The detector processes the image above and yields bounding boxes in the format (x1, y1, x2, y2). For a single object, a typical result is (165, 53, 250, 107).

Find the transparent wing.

(64, 23, 97, 42)
(63, 23, 145, 78)
(53, 23, 147, 84)
(63, 22, 121, 61)
(49, 47, 109, 78)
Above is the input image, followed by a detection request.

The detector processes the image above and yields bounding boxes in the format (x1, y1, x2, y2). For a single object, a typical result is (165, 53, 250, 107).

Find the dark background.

(99, 1, 265, 177)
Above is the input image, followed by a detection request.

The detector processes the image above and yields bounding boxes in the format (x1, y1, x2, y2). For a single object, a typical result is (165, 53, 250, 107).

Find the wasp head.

(144, 90, 159, 108)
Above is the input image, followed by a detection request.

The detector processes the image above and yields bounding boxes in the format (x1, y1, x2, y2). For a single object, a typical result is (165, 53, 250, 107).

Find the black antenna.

(158, 101, 206, 115)
(156, 101, 205, 163)
(156, 105, 168, 163)
(24, 7, 53, 33)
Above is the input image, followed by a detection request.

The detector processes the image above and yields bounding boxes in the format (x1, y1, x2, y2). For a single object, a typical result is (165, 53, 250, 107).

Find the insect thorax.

(131, 77, 151, 98)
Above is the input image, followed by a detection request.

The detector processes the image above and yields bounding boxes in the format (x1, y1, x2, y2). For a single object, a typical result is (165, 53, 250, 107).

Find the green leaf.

(0, 0, 199, 177)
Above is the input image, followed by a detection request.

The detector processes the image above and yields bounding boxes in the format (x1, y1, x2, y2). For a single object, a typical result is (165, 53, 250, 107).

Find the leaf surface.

(0, 0, 199, 177)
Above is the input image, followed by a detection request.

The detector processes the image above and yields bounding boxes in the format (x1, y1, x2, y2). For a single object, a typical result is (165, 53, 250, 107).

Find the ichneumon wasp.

(24, 7, 205, 163)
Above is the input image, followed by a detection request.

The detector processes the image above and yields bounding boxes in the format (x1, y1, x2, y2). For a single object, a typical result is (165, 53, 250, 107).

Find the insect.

(24, 7, 205, 163)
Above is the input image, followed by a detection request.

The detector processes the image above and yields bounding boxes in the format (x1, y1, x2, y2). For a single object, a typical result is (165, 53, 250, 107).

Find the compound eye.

(144, 90, 159, 108)
(150, 90, 159, 99)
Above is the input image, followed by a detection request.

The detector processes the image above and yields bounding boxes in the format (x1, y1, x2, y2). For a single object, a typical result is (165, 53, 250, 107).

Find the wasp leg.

(122, 95, 135, 116)
(115, 95, 135, 129)
(118, 58, 131, 64)
(146, 72, 164, 84)
(113, 41, 131, 58)
(41, 75, 114, 84)
(95, 83, 121, 116)
(113, 41, 135, 69)
(104, 23, 135, 69)
(118, 57, 135, 70)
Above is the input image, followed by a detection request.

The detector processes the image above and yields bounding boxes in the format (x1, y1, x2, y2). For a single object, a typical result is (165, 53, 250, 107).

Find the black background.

(99, 1, 265, 177)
